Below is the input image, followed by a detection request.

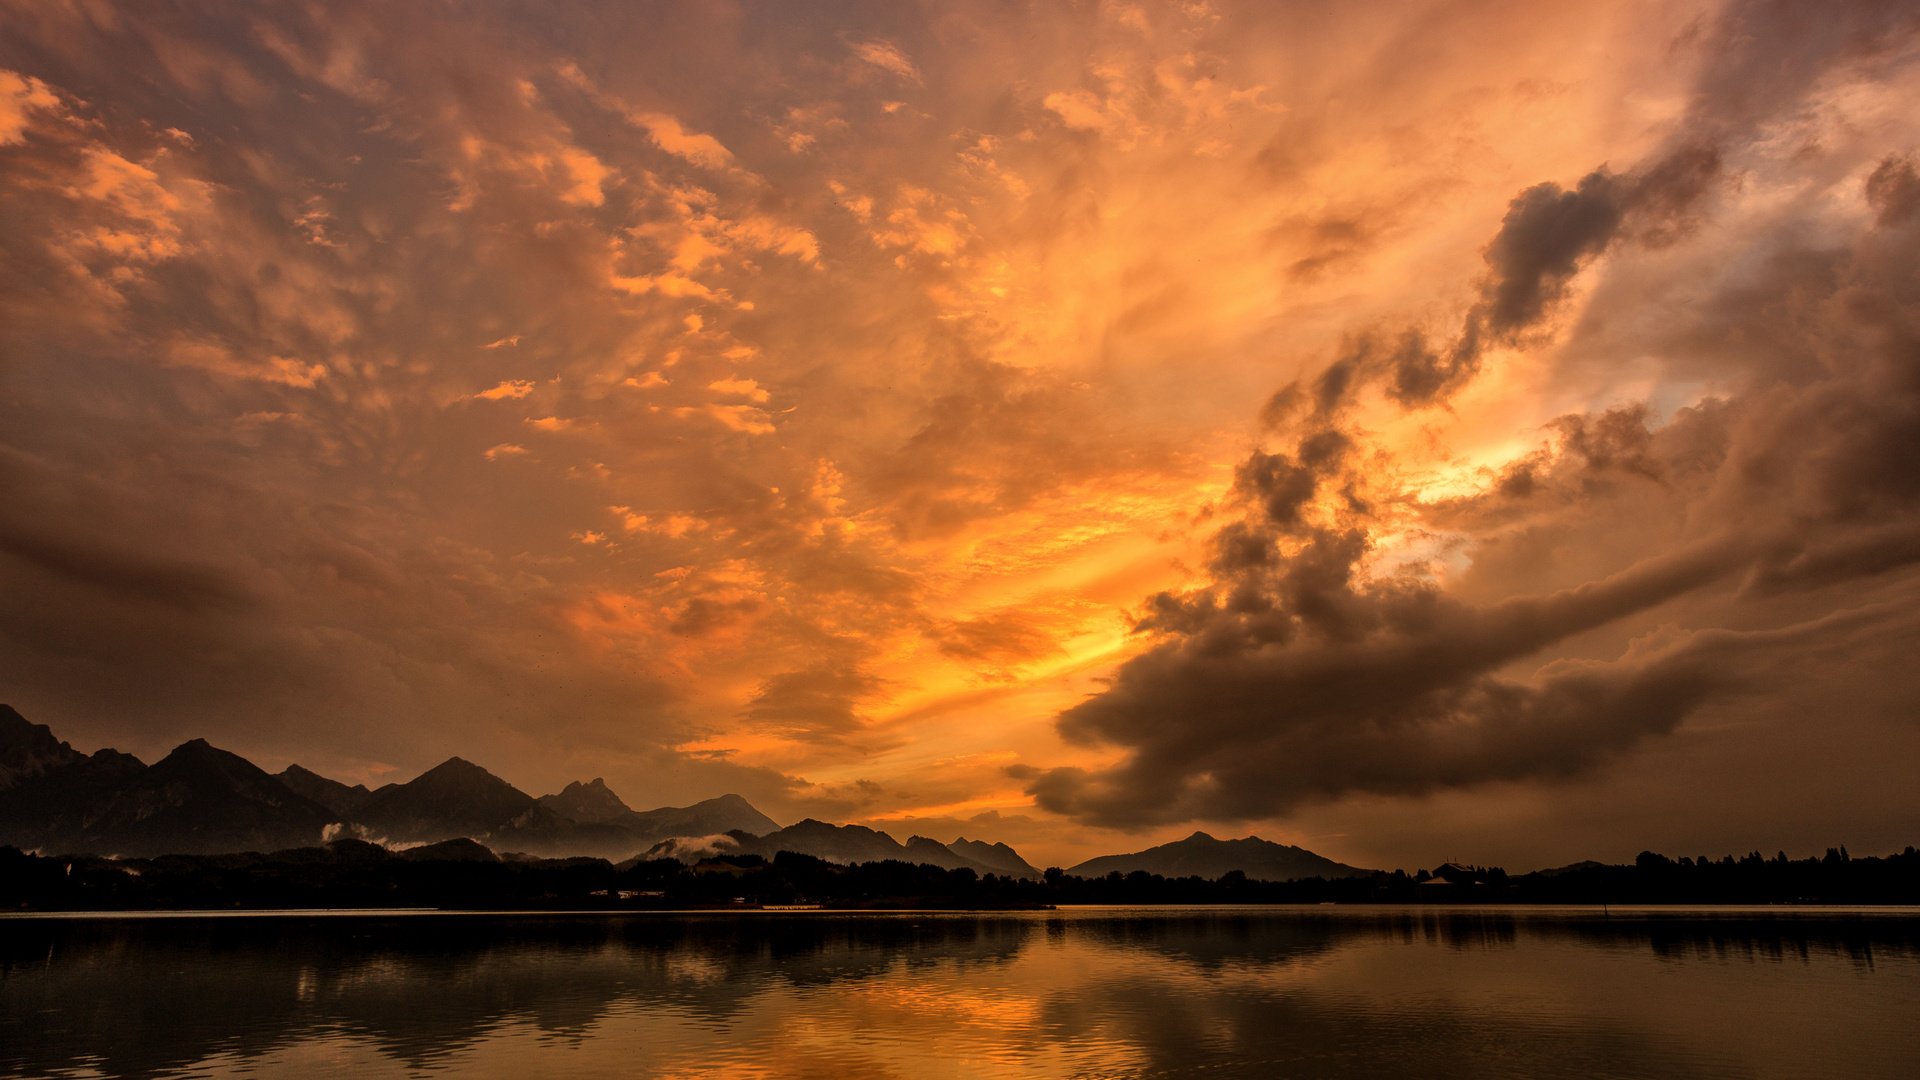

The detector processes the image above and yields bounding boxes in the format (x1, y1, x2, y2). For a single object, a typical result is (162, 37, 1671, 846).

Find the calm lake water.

(2, 907, 1915, 1079)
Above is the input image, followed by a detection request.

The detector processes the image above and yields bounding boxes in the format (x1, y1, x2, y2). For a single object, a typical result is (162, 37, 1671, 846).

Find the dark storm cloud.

(1030, 501, 1760, 824)
(1026, 590, 1917, 827)
(1478, 172, 1626, 335)
(1035, 231, 1920, 824)
(1683, 0, 1920, 140)
(1265, 144, 1724, 419)
(1866, 156, 1920, 227)
(1027, 0, 1920, 828)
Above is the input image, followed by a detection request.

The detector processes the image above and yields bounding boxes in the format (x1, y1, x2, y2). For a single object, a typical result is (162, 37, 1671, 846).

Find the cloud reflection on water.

(1, 910, 1916, 1079)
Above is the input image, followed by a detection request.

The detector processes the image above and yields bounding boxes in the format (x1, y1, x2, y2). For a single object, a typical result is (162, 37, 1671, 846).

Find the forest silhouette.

(5, 840, 1916, 911)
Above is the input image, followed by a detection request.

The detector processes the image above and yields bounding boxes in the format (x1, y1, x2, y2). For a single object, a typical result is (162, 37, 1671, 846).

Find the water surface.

(2, 907, 1915, 1079)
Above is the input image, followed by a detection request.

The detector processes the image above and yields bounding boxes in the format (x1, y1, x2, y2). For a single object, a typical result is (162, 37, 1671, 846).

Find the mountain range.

(1, 706, 1361, 882)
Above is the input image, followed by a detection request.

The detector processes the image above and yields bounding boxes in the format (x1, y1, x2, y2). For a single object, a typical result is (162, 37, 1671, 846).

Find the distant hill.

(949, 837, 1043, 879)
(627, 794, 778, 842)
(629, 831, 757, 865)
(724, 819, 1035, 877)
(534, 779, 781, 854)
(277, 764, 371, 816)
(1535, 860, 1609, 877)
(1067, 832, 1372, 882)
(398, 837, 500, 862)
(902, 835, 1002, 874)
(352, 757, 569, 844)
(741, 818, 912, 865)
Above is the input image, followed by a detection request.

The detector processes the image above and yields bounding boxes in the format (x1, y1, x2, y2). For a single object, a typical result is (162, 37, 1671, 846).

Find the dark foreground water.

(2, 907, 1916, 1080)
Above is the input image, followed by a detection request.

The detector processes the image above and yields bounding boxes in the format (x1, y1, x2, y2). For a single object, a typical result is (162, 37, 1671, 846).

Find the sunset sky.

(3, 0, 1918, 871)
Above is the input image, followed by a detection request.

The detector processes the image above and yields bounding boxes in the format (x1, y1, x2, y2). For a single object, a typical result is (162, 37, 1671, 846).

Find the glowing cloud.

(476, 380, 535, 400)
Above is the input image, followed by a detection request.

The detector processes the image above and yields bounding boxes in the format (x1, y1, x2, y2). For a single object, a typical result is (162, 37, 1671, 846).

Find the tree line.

(4, 841, 1917, 911)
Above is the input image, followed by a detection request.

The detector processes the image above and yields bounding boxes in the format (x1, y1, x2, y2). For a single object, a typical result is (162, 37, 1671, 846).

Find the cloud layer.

(2, 0, 1917, 866)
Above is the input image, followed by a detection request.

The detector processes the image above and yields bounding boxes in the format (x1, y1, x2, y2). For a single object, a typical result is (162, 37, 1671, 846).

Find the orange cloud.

(476, 380, 534, 400)
(673, 403, 775, 434)
(0, 69, 60, 144)
(849, 41, 921, 83)
(628, 112, 735, 171)
(708, 376, 769, 402)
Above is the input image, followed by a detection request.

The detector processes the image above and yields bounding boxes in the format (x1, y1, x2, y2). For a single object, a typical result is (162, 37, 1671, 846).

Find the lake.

(2, 907, 1915, 1079)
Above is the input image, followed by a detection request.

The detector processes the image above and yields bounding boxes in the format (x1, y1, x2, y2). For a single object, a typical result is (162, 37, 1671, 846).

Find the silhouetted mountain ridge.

(949, 837, 1044, 878)
(0, 726, 336, 856)
(0, 709, 801, 862)
(625, 793, 780, 840)
(0, 705, 87, 790)
(353, 757, 560, 843)
(277, 764, 370, 816)
(1067, 832, 1373, 882)
(718, 819, 1020, 876)
(537, 778, 630, 823)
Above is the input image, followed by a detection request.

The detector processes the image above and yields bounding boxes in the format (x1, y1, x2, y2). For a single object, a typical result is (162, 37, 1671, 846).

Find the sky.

(2, 0, 1918, 873)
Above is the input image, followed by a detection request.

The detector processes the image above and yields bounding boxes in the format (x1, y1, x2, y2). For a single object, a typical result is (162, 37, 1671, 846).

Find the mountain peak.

(351, 755, 543, 843)
(1068, 833, 1372, 883)
(159, 738, 264, 774)
(278, 764, 372, 816)
(0, 704, 87, 791)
